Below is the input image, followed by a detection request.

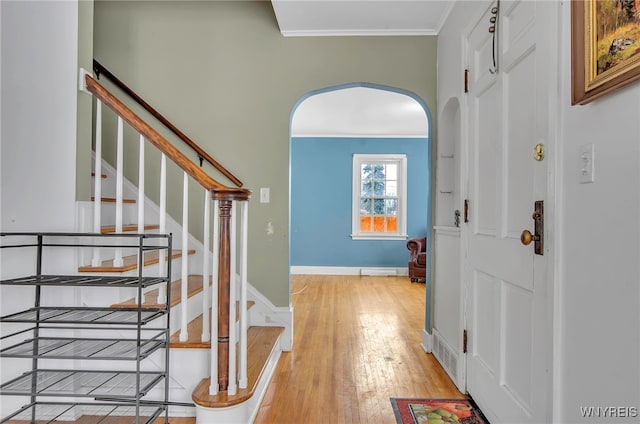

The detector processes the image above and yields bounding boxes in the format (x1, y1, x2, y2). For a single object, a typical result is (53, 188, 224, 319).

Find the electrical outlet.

(579, 143, 595, 184)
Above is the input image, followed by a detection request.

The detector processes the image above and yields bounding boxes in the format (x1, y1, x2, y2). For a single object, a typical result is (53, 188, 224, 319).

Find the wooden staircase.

(79, 195, 285, 419)
(82, 68, 286, 421)
(104, 264, 284, 414)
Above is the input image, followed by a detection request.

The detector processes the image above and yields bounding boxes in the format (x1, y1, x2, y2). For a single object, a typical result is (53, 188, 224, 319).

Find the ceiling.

(291, 86, 429, 137)
(271, 0, 455, 37)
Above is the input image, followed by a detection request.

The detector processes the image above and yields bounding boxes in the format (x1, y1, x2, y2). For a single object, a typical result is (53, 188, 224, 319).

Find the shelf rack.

(1, 401, 163, 424)
(0, 232, 172, 424)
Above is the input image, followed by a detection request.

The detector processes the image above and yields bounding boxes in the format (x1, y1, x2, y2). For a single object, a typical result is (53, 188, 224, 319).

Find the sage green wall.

(76, 0, 93, 200)
(93, 0, 437, 307)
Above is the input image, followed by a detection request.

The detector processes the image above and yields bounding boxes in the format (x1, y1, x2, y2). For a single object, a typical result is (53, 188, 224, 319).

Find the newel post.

(215, 199, 232, 391)
(212, 188, 251, 393)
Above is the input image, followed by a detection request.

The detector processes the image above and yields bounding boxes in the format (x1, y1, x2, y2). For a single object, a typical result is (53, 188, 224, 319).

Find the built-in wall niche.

(435, 97, 461, 227)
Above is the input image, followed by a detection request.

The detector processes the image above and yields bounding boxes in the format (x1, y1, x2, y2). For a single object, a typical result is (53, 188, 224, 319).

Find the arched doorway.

(288, 82, 432, 289)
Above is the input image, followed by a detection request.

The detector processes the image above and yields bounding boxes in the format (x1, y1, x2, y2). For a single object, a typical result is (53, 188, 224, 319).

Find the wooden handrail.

(93, 60, 244, 188)
(86, 75, 250, 201)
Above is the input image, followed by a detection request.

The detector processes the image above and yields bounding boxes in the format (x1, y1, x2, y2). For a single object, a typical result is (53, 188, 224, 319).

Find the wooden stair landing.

(170, 301, 255, 348)
(191, 326, 284, 408)
(78, 249, 195, 273)
(111, 275, 211, 309)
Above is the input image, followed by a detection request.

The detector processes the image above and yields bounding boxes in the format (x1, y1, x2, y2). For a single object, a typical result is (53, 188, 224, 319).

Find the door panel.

(503, 282, 533, 409)
(472, 270, 500, 376)
(475, 82, 500, 235)
(465, 1, 548, 423)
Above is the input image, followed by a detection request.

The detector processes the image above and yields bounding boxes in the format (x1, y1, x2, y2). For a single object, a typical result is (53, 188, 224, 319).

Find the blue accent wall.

(291, 137, 430, 267)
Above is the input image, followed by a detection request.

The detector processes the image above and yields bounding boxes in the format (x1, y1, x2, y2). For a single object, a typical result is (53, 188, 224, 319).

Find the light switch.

(260, 187, 270, 203)
(579, 144, 595, 184)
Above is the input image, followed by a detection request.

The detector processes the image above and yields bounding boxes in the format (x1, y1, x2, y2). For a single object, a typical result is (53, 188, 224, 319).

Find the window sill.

(351, 234, 408, 241)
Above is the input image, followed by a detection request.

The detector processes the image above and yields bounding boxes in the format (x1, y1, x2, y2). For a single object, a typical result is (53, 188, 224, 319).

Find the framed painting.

(572, 0, 640, 105)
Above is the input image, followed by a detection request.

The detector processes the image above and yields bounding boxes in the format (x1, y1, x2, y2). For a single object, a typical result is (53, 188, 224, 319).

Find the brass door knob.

(521, 230, 540, 245)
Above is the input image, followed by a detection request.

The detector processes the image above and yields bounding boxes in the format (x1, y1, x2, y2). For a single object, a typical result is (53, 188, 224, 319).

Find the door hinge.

(463, 329, 468, 354)
(464, 69, 470, 93)
(464, 199, 470, 223)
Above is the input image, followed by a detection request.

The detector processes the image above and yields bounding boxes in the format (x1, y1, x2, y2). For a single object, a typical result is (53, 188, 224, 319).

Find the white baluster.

(114, 116, 124, 267)
(157, 154, 167, 304)
(91, 100, 102, 267)
(179, 172, 189, 342)
(136, 135, 145, 305)
(227, 202, 237, 396)
(209, 199, 220, 396)
(137, 135, 145, 233)
(201, 190, 211, 343)
(238, 200, 249, 389)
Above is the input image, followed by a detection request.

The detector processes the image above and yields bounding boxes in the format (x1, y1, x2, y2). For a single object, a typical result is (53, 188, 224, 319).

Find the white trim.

(247, 283, 294, 352)
(78, 67, 92, 94)
(350, 234, 407, 241)
(280, 29, 438, 37)
(420, 328, 432, 353)
(290, 266, 408, 276)
(549, 2, 564, 422)
(433, 226, 461, 236)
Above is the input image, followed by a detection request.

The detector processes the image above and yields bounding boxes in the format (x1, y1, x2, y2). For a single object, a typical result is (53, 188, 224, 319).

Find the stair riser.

(97, 202, 137, 227)
(168, 290, 207, 334)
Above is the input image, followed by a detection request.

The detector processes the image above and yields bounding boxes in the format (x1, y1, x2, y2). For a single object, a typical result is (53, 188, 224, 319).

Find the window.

(352, 154, 407, 240)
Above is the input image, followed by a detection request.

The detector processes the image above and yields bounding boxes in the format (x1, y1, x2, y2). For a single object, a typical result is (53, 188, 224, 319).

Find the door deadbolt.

(533, 144, 545, 161)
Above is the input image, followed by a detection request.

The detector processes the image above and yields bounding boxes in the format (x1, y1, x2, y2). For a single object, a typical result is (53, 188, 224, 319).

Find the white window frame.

(351, 154, 407, 240)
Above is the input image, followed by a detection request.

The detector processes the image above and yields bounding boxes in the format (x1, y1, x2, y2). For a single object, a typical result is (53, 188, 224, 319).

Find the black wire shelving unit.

(0, 232, 172, 424)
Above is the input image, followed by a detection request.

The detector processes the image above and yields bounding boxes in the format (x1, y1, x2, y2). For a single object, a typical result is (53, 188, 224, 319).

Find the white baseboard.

(247, 283, 294, 351)
(291, 266, 408, 276)
(421, 328, 432, 353)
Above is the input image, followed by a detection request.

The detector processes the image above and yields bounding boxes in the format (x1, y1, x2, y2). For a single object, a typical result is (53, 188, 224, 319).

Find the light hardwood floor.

(253, 274, 463, 423)
(143, 275, 461, 423)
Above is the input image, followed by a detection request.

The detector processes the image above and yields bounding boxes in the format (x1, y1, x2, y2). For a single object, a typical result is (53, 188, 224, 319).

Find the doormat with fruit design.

(390, 398, 489, 424)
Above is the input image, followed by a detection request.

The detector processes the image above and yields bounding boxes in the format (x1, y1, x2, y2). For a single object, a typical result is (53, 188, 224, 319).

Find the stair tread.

(111, 274, 211, 309)
(169, 300, 256, 348)
(192, 326, 284, 408)
(78, 249, 195, 273)
(91, 196, 136, 204)
(101, 224, 160, 234)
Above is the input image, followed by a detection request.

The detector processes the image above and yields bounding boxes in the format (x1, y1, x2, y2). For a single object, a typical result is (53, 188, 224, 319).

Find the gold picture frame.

(572, 0, 640, 105)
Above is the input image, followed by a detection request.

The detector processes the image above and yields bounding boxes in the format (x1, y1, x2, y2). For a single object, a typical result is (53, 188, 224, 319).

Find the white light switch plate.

(579, 143, 595, 184)
(260, 187, 270, 203)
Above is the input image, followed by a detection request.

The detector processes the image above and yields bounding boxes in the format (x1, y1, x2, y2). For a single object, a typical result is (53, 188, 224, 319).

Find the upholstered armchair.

(406, 236, 427, 282)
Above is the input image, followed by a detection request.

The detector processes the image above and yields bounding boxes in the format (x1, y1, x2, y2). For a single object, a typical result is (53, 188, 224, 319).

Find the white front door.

(465, 1, 553, 422)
